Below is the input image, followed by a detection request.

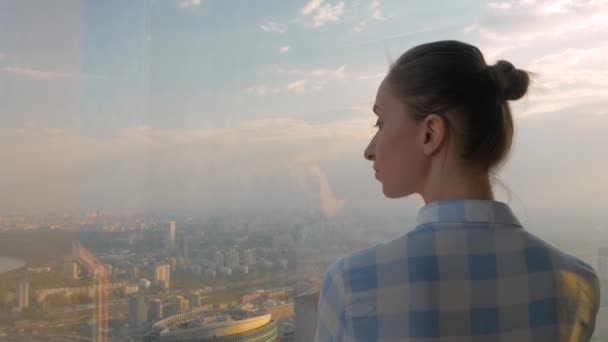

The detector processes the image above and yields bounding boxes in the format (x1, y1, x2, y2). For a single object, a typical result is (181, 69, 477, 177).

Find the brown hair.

(386, 40, 530, 170)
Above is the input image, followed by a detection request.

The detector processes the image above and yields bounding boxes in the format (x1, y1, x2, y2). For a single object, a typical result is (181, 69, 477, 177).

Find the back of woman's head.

(386, 40, 530, 171)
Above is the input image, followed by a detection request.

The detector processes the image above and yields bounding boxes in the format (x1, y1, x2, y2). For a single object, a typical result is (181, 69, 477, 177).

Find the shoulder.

(321, 244, 383, 293)
(556, 252, 600, 304)
(522, 230, 598, 279)
(521, 230, 600, 305)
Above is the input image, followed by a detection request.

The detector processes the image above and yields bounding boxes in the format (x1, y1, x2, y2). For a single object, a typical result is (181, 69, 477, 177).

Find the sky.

(0, 0, 607, 218)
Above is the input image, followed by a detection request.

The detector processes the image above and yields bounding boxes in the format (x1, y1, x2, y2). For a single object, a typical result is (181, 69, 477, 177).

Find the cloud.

(459, 1, 608, 119)
(280, 45, 291, 53)
(301, 0, 345, 27)
(287, 79, 309, 93)
(0, 114, 377, 214)
(259, 65, 348, 94)
(465, 0, 608, 42)
(246, 85, 281, 96)
(12, 116, 370, 158)
(345, 24, 453, 47)
(259, 20, 286, 34)
(0, 66, 105, 80)
(44, 128, 66, 136)
(352, 20, 366, 32)
(369, 0, 385, 20)
(236, 116, 371, 143)
(301, 0, 324, 15)
(515, 46, 608, 117)
(247, 64, 347, 95)
(352, 1, 384, 32)
(355, 72, 386, 81)
(313, 2, 345, 26)
(178, 0, 202, 9)
(257, 65, 348, 94)
(488, 1, 513, 10)
(270, 64, 347, 79)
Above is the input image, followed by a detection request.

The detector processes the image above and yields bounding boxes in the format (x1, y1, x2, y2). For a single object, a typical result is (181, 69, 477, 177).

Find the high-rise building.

(189, 293, 201, 308)
(149, 299, 163, 322)
(168, 257, 177, 272)
(227, 248, 240, 268)
(213, 250, 225, 267)
(129, 265, 140, 279)
(154, 264, 171, 290)
(168, 221, 176, 253)
(294, 291, 319, 342)
(178, 234, 189, 260)
(171, 296, 185, 313)
(128, 295, 147, 327)
(242, 249, 256, 267)
(17, 281, 29, 312)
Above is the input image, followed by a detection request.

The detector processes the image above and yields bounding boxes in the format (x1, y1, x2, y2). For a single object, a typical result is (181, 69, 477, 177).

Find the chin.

(382, 185, 411, 199)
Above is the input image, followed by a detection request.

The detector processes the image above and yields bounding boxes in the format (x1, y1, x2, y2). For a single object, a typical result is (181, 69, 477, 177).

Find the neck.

(420, 165, 494, 204)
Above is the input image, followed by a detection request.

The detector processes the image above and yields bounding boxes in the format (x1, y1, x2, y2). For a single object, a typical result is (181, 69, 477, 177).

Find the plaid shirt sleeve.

(315, 258, 347, 342)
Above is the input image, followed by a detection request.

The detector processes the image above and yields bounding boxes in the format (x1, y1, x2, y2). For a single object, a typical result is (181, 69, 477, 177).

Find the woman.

(314, 41, 600, 341)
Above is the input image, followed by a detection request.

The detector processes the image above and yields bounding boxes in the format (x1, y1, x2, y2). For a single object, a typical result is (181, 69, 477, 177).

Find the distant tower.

(228, 247, 240, 268)
(178, 234, 189, 260)
(172, 296, 185, 313)
(242, 249, 255, 267)
(128, 295, 147, 327)
(154, 264, 171, 290)
(17, 281, 29, 312)
(188, 293, 201, 308)
(168, 221, 176, 253)
(213, 250, 225, 267)
(149, 299, 163, 322)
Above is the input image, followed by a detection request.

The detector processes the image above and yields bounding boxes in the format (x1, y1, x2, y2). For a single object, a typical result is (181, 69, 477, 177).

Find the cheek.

(377, 128, 419, 168)
(377, 128, 426, 185)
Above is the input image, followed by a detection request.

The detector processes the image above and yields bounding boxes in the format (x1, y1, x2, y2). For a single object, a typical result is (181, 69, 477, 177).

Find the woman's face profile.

(364, 79, 429, 198)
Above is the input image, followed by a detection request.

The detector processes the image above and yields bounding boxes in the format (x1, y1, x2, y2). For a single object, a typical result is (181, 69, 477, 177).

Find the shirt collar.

(416, 199, 522, 228)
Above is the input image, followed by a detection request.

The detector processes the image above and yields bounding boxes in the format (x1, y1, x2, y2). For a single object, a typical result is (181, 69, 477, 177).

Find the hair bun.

(488, 60, 530, 101)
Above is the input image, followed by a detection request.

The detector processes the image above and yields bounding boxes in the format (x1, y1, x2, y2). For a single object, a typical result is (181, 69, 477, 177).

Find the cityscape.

(0, 209, 409, 341)
(1, 208, 608, 341)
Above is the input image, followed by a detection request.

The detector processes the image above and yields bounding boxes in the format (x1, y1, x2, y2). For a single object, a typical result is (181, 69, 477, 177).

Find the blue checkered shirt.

(314, 200, 600, 341)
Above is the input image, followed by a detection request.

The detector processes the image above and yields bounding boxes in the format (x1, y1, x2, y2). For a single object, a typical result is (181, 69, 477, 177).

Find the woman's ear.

(421, 114, 448, 156)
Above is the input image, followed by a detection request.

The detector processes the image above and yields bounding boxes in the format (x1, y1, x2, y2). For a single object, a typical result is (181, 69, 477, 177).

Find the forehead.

(374, 79, 402, 112)
(376, 78, 398, 101)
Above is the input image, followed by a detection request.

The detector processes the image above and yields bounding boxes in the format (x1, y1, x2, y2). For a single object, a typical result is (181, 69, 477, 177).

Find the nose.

(364, 140, 375, 161)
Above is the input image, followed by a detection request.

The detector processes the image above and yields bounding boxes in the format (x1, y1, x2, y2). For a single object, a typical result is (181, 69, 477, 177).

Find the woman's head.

(364, 40, 530, 200)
